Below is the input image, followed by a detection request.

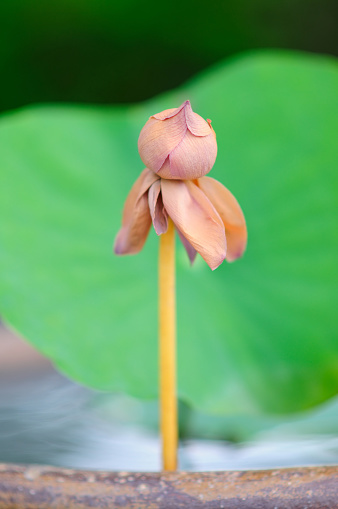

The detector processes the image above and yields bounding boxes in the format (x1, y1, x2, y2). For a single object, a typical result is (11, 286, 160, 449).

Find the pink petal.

(138, 114, 187, 173)
(148, 180, 168, 235)
(154, 101, 212, 137)
(197, 176, 247, 262)
(176, 228, 197, 265)
(167, 129, 217, 179)
(114, 169, 159, 255)
(184, 101, 213, 136)
(138, 101, 217, 179)
(161, 179, 226, 270)
(154, 156, 172, 180)
(153, 101, 187, 120)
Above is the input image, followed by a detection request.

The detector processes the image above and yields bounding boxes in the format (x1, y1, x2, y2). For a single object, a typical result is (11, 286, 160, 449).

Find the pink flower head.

(138, 100, 217, 180)
(115, 102, 247, 270)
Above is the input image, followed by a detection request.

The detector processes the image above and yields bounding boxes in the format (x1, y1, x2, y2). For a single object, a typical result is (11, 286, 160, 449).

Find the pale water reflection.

(1, 373, 338, 471)
(0, 326, 338, 471)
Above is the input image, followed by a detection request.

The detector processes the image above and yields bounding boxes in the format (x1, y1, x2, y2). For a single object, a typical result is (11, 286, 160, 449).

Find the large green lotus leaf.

(0, 51, 337, 415)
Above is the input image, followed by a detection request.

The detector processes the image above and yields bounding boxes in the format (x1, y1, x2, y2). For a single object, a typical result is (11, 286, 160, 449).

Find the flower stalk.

(159, 217, 177, 471)
(114, 99, 248, 472)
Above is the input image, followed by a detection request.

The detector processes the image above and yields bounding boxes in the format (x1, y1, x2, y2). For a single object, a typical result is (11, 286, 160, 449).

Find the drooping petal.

(197, 176, 247, 262)
(161, 179, 226, 270)
(114, 168, 159, 255)
(168, 129, 217, 179)
(176, 228, 197, 265)
(148, 180, 168, 235)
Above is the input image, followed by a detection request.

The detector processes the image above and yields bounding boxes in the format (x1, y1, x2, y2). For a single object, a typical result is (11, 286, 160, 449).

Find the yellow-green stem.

(159, 217, 177, 471)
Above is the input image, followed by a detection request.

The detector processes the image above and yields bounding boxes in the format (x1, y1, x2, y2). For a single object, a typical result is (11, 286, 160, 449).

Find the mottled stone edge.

(0, 463, 337, 508)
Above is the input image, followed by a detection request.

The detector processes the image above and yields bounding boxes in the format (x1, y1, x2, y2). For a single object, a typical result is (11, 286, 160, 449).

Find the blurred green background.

(0, 0, 337, 113)
(0, 0, 338, 470)
(1, 52, 337, 415)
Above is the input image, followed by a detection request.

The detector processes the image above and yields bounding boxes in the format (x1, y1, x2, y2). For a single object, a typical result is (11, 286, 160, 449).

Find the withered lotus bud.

(138, 100, 217, 180)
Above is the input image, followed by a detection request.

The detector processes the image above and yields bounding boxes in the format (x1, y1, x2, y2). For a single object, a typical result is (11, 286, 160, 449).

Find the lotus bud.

(138, 100, 217, 180)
